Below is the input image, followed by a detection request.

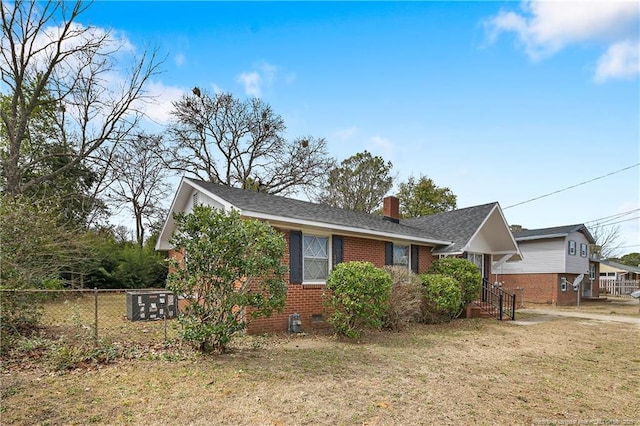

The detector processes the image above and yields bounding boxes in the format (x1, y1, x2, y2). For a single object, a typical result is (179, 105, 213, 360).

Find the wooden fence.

(599, 279, 640, 297)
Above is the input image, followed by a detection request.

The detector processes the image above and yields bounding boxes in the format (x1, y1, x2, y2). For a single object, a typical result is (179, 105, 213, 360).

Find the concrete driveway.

(515, 308, 640, 326)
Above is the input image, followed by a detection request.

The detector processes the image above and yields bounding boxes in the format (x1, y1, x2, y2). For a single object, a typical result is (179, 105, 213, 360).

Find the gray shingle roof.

(187, 178, 451, 244)
(403, 203, 498, 254)
(597, 259, 640, 274)
(513, 224, 595, 244)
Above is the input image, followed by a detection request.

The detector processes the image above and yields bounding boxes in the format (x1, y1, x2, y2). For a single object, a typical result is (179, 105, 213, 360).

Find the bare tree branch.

(163, 90, 333, 196)
(1, 0, 162, 197)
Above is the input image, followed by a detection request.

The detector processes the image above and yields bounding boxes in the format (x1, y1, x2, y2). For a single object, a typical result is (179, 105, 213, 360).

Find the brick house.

(496, 224, 599, 306)
(156, 177, 520, 333)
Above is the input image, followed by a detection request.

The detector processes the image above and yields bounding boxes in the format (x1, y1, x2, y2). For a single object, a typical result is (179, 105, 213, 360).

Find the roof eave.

(241, 210, 453, 246)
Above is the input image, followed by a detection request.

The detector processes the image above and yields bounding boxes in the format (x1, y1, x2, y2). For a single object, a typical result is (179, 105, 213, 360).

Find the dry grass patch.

(525, 296, 640, 317)
(2, 316, 639, 425)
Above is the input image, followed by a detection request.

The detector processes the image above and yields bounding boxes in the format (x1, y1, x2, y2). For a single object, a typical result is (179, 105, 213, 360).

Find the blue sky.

(79, 1, 639, 254)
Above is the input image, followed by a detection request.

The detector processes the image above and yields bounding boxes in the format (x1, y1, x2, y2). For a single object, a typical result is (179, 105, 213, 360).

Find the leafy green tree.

(0, 195, 92, 289)
(316, 151, 393, 213)
(427, 257, 482, 317)
(324, 261, 392, 338)
(0, 194, 96, 347)
(420, 274, 462, 323)
(1, 87, 104, 227)
(167, 206, 287, 353)
(619, 252, 640, 267)
(397, 175, 457, 218)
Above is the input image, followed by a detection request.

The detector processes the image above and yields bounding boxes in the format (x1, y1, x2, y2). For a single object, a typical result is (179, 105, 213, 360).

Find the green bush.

(167, 207, 287, 353)
(420, 273, 462, 323)
(324, 261, 392, 338)
(383, 265, 423, 331)
(427, 257, 482, 316)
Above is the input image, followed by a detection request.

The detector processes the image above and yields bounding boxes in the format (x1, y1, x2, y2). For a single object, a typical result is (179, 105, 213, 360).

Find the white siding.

(565, 231, 590, 275)
(183, 190, 224, 214)
(498, 238, 565, 274)
(466, 231, 491, 253)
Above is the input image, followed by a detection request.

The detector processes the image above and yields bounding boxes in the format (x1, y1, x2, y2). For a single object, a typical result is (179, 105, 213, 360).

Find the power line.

(584, 208, 640, 225)
(588, 216, 640, 228)
(504, 163, 640, 210)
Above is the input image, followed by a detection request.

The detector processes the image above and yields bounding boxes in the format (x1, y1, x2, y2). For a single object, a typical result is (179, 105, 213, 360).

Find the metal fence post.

(94, 287, 98, 343)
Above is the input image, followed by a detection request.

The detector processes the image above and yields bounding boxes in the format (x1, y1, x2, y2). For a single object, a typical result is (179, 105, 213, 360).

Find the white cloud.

(594, 40, 640, 82)
(368, 136, 395, 161)
(333, 126, 358, 140)
(260, 62, 278, 84)
(236, 71, 262, 97)
(236, 62, 289, 97)
(210, 83, 223, 94)
(174, 53, 185, 67)
(485, 1, 640, 80)
(141, 80, 185, 125)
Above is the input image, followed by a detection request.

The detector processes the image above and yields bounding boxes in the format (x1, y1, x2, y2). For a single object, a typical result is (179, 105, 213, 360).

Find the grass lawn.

(2, 304, 639, 425)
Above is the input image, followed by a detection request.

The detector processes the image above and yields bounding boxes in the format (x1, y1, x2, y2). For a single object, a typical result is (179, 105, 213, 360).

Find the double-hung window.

(467, 252, 483, 273)
(580, 243, 587, 257)
(393, 244, 409, 267)
(303, 235, 329, 282)
(568, 240, 576, 255)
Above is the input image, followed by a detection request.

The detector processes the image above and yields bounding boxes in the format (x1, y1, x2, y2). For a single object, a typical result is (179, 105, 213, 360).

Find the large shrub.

(427, 257, 482, 316)
(383, 265, 423, 331)
(167, 206, 287, 353)
(420, 274, 462, 323)
(324, 261, 392, 338)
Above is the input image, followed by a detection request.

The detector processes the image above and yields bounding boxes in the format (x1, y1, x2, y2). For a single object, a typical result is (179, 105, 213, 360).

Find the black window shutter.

(385, 242, 393, 266)
(332, 235, 343, 267)
(411, 244, 419, 273)
(289, 231, 303, 284)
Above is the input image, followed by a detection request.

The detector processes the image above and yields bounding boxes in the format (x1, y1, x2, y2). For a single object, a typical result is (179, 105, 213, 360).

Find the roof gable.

(513, 224, 595, 244)
(403, 202, 519, 256)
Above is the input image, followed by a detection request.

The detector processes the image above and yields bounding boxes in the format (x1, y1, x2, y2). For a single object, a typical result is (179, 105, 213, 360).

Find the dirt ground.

(1, 301, 639, 425)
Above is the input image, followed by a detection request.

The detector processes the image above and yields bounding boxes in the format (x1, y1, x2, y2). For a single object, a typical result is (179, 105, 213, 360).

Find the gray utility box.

(126, 291, 177, 321)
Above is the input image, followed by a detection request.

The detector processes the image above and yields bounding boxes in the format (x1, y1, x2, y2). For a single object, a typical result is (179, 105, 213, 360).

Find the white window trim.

(580, 243, 588, 258)
(589, 264, 596, 280)
(302, 233, 331, 284)
(467, 252, 484, 275)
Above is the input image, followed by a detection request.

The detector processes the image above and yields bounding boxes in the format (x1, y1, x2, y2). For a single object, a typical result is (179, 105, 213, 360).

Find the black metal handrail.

(477, 278, 516, 321)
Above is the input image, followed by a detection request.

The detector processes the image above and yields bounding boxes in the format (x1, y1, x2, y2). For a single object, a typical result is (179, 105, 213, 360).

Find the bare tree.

(589, 223, 624, 259)
(107, 133, 170, 247)
(164, 90, 333, 196)
(0, 0, 161, 197)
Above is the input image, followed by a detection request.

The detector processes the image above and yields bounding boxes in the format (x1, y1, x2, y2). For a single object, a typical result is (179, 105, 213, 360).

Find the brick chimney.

(383, 196, 400, 223)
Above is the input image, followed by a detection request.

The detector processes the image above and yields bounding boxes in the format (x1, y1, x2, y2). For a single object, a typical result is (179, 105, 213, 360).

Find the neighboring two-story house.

(496, 224, 598, 306)
(156, 177, 521, 333)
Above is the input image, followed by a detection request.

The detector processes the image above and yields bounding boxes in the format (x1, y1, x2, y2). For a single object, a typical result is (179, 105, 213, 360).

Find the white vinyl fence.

(599, 279, 640, 297)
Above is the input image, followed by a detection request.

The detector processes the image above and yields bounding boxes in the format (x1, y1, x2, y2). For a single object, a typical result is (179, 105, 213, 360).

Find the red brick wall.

(418, 246, 434, 274)
(500, 273, 586, 306)
(168, 230, 437, 334)
(248, 232, 436, 333)
(343, 236, 386, 268)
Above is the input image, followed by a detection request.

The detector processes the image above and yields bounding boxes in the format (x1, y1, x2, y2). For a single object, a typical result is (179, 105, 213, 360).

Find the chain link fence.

(1, 289, 180, 346)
